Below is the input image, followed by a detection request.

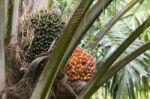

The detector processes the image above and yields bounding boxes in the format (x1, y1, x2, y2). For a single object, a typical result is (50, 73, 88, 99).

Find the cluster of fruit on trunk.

(65, 48, 96, 81)
(18, 10, 65, 63)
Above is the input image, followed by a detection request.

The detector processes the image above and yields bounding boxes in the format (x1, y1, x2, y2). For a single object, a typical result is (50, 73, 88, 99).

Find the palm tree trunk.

(0, 0, 6, 93)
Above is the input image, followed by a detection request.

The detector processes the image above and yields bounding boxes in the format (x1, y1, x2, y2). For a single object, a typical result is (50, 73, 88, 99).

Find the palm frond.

(5, 0, 14, 46)
(31, 0, 94, 98)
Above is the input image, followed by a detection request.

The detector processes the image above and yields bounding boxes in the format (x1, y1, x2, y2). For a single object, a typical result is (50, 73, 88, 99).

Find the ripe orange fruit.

(64, 47, 96, 81)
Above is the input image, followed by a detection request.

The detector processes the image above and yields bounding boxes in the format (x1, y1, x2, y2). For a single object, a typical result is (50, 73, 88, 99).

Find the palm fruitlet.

(18, 10, 65, 63)
(64, 48, 96, 81)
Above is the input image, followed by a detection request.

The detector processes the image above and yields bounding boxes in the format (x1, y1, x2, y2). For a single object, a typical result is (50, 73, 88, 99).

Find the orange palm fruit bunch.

(64, 47, 96, 81)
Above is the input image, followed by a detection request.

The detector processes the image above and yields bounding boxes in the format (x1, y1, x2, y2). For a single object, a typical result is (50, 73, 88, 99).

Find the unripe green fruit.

(18, 10, 65, 63)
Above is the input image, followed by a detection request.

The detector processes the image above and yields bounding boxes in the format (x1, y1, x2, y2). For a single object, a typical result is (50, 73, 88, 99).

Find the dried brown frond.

(5, 43, 27, 87)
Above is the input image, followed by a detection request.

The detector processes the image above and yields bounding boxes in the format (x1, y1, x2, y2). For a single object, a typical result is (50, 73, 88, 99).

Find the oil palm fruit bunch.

(64, 47, 96, 81)
(18, 10, 65, 63)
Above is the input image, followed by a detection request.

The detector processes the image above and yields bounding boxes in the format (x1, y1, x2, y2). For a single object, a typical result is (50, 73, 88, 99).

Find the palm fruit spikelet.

(64, 48, 96, 81)
(18, 10, 65, 63)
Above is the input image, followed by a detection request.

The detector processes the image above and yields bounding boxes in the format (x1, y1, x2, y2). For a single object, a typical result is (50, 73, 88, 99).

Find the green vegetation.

(0, 0, 150, 99)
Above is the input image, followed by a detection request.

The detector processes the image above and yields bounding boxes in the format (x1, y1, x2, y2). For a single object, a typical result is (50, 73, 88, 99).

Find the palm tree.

(0, 0, 150, 99)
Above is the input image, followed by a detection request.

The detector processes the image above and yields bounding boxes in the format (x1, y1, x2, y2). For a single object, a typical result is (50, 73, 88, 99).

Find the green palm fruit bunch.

(18, 10, 65, 63)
